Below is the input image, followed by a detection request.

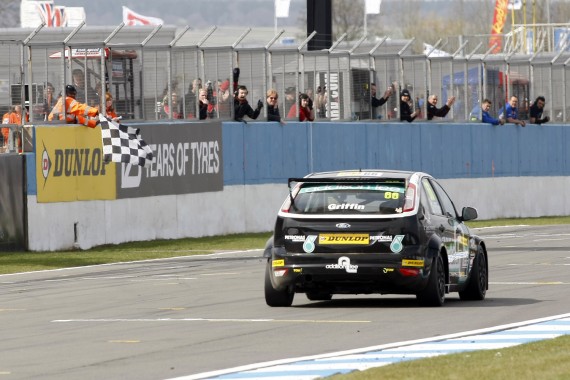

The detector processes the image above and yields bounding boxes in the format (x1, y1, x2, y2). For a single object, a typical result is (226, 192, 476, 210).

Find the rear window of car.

(291, 182, 406, 215)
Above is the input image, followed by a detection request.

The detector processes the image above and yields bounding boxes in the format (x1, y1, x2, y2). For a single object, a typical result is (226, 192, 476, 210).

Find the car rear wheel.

(416, 253, 445, 307)
(264, 261, 294, 307)
(459, 246, 487, 301)
(306, 292, 332, 301)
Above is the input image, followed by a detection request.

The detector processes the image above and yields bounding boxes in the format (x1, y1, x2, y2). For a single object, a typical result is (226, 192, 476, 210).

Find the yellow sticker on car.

(319, 233, 370, 245)
(402, 259, 424, 267)
(272, 259, 285, 267)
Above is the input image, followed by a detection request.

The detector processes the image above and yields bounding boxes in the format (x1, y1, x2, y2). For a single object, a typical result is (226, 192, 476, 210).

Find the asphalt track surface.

(0, 224, 569, 379)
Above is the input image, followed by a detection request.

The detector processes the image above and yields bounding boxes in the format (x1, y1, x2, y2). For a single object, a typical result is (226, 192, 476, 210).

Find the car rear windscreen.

(291, 182, 406, 215)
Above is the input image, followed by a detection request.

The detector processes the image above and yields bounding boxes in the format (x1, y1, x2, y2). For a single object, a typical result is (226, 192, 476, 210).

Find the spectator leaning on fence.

(504, 95, 526, 127)
(427, 94, 456, 120)
(48, 85, 99, 128)
(370, 83, 392, 119)
(529, 96, 550, 125)
(481, 98, 505, 126)
(233, 85, 262, 123)
(288, 93, 315, 122)
(399, 89, 418, 122)
(266, 89, 285, 125)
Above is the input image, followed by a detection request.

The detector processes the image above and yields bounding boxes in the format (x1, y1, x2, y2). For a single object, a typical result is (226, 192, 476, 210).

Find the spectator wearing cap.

(400, 89, 418, 122)
(48, 85, 99, 128)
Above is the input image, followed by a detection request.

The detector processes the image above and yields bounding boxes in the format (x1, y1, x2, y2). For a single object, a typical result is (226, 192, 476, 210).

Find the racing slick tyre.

(306, 292, 333, 301)
(459, 245, 487, 301)
(264, 261, 294, 307)
(416, 253, 445, 307)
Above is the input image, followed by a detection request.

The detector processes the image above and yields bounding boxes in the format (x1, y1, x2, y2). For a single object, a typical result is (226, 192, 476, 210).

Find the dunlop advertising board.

(35, 121, 223, 202)
(116, 121, 223, 198)
(36, 126, 116, 202)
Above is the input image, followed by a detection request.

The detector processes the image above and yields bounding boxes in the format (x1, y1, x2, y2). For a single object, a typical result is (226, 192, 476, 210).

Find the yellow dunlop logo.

(272, 260, 285, 267)
(402, 259, 425, 267)
(319, 233, 369, 245)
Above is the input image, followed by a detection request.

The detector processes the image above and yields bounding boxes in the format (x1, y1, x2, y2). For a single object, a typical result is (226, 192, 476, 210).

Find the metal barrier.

(0, 23, 569, 145)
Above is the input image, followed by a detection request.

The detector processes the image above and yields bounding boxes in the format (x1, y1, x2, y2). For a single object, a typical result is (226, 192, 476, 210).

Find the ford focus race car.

(263, 170, 488, 307)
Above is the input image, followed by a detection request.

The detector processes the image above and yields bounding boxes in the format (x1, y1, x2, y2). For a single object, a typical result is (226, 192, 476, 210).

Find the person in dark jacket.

(427, 94, 456, 120)
(400, 89, 418, 122)
(370, 83, 393, 119)
(234, 85, 262, 122)
(266, 88, 285, 125)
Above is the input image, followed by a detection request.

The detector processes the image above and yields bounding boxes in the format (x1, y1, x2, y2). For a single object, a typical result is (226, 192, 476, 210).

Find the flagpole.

(363, 2, 367, 37)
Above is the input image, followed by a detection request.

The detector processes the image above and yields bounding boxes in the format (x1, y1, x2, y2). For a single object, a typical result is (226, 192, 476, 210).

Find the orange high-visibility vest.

(48, 96, 99, 128)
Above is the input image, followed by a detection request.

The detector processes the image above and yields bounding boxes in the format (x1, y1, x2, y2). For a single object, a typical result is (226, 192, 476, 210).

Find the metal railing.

(1, 23, 569, 149)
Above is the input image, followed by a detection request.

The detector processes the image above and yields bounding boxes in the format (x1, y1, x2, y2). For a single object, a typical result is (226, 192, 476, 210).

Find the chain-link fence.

(1, 24, 570, 152)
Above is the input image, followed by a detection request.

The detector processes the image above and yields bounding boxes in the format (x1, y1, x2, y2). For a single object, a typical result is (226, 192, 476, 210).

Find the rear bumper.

(269, 251, 432, 295)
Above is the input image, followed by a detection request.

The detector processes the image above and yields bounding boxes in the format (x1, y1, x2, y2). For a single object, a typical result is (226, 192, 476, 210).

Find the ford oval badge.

(336, 223, 351, 229)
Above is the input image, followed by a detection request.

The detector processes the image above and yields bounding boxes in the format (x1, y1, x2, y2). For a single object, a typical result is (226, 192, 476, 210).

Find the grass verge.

(325, 335, 570, 380)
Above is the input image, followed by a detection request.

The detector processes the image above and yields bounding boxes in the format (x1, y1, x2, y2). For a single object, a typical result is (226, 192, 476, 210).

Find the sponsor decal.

(325, 256, 358, 273)
(328, 203, 364, 211)
(285, 235, 306, 242)
(272, 260, 285, 267)
(402, 259, 424, 267)
(383, 268, 395, 273)
(303, 235, 317, 253)
(319, 233, 370, 245)
(299, 184, 405, 194)
(293, 268, 303, 273)
(370, 235, 393, 242)
(335, 223, 351, 229)
(336, 171, 384, 177)
(116, 121, 223, 198)
(36, 127, 116, 202)
(448, 252, 469, 263)
(390, 235, 405, 253)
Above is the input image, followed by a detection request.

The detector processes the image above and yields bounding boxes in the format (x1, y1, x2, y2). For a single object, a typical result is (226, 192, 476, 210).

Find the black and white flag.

(99, 114, 154, 168)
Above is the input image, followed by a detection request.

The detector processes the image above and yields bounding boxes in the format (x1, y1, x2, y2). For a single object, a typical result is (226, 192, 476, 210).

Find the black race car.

(263, 170, 488, 307)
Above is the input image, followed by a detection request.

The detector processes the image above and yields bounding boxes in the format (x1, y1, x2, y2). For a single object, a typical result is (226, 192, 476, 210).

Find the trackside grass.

(1, 216, 570, 274)
(0, 232, 272, 275)
(325, 335, 570, 380)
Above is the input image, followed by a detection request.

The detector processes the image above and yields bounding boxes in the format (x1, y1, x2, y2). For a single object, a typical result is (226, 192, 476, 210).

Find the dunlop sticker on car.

(319, 233, 369, 245)
(402, 259, 424, 267)
(272, 259, 285, 267)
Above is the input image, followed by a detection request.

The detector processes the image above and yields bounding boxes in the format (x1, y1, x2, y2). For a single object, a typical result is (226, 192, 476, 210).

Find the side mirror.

(461, 206, 478, 222)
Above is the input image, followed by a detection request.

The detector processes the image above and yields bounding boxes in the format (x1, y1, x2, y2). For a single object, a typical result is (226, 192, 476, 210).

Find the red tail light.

(403, 183, 416, 212)
(399, 268, 420, 277)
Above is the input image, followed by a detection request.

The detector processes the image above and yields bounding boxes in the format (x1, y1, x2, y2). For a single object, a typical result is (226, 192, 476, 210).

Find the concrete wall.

(25, 121, 570, 251)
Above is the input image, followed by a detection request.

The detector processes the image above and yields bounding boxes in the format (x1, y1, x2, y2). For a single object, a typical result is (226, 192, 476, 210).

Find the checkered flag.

(99, 114, 154, 168)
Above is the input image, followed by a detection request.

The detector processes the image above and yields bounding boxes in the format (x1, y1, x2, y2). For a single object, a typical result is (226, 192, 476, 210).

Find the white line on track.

(51, 318, 370, 323)
(167, 313, 570, 380)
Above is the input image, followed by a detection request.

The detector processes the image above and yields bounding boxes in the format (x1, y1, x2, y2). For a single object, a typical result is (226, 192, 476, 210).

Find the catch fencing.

(1, 23, 570, 152)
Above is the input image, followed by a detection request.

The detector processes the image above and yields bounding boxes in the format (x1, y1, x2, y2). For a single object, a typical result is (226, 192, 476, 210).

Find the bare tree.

(0, 0, 19, 28)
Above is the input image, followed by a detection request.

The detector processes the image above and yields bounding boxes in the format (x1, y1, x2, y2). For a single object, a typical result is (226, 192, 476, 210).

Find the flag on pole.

(489, 0, 509, 53)
(37, 2, 66, 27)
(507, 0, 522, 10)
(275, 0, 290, 18)
(99, 115, 154, 168)
(365, 0, 382, 15)
(122, 6, 163, 26)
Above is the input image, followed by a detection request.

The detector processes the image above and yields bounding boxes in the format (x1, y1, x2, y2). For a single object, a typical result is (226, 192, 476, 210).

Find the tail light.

(399, 268, 420, 277)
(403, 183, 416, 212)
